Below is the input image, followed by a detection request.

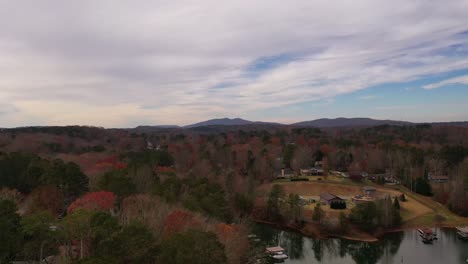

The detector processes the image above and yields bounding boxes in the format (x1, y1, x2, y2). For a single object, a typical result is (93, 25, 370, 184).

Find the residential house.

(384, 175, 400, 185)
(428, 174, 449, 183)
(300, 167, 324, 176)
(146, 141, 154, 150)
(352, 194, 374, 204)
(349, 172, 367, 181)
(363, 186, 377, 196)
(369, 173, 400, 185)
(277, 168, 295, 179)
(320, 192, 344, 205)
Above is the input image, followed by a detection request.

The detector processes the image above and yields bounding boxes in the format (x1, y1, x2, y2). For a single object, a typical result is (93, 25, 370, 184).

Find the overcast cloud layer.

(1, 0, 468, 127)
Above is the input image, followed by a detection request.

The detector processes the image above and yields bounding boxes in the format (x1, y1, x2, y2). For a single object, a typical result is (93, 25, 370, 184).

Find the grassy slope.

(398, 186, 468, 228)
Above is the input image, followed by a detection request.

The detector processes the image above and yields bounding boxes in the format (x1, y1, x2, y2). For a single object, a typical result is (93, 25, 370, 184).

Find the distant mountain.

(131, 125, 180, 133)
(292, 118, 413, 128)
(136, 125, 179, 129)
(428, 121, 468, 128)
(3, 118, 467, 133)
(138, 117, 467, 130)
(184, 118, 280, 128)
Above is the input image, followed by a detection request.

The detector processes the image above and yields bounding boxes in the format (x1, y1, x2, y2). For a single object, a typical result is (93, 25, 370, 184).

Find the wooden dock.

(417, 228, 437, 243)
(456, 226, 468, 240)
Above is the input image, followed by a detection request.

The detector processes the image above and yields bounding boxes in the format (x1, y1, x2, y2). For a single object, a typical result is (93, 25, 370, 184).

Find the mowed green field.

(258, 178, 468, 228)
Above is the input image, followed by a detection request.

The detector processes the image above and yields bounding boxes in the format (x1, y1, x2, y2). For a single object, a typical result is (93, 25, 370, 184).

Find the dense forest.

(0, 124, 467, 263)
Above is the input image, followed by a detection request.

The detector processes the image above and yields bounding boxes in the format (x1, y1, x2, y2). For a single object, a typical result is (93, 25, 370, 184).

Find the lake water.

(252, 224, 468, 264)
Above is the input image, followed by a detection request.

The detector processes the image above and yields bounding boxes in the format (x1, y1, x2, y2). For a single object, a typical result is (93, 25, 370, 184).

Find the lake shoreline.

(253, 218, 462, 243)
(252, 222, 468, 264)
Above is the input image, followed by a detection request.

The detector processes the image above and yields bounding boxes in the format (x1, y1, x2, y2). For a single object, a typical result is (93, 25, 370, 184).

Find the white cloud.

(375, 105, 417, 111)
(0, 0, 468, 126)
(422, 75, 468, 89)
(358, 95, 376, 100)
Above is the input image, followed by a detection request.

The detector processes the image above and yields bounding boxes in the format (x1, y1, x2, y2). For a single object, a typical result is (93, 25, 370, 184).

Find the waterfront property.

(418, 228, 437, 243)
(319, 192, 343, 205)
(266, 246, 284, 253)
(266, 246, 288, 260)
(253, 225, 468, 264)
(456, 226, 468, 240)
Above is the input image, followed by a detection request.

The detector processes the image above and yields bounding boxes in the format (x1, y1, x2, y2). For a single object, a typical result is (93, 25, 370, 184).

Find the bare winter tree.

(291, 146, 313, 173)
(449, 158, 468, 216)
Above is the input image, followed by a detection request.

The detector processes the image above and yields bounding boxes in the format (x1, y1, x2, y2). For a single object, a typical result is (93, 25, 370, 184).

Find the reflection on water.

(252, 224, 468, 264)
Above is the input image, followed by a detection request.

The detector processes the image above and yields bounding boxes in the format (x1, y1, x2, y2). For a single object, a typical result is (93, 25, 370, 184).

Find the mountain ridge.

(3, 118, 466, 131)
(184, 118, 281, 128)
(291, 117, 414, 127)
(182, 117, 468, 128)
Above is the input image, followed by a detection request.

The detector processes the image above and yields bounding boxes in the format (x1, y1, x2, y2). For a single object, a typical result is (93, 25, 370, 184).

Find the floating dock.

(456, 226, 468, 240)
(418, 228, 437, 243)
(266, 246, 288, 260)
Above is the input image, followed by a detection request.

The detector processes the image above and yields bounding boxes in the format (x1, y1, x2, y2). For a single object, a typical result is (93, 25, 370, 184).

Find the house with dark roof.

(349, 171, 367, 181)
(428, 173, 449, 183)
(320, 192, 344, 205)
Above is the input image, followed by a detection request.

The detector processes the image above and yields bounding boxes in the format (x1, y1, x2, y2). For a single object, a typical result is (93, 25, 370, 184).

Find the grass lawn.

(258, 179, 468, 228)
(398, 186, 468, 227)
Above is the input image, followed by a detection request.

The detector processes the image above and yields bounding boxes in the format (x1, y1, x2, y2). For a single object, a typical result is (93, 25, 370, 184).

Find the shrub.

(414, 177, 432, 196)
(159, 230, 227, 264)
(399, 194, 407, 202)
(290, 178, 309, 182)
(330, 201, 347, 209)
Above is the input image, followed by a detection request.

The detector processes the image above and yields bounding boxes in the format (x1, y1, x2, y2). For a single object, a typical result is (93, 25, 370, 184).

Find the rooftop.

(266, 246, 285, 253)
(320, 192, 342, 201)
(429, 175, 449, 180)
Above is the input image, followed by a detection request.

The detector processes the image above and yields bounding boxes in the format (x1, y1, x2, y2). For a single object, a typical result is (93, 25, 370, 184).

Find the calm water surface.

(252, 224, 468, 264)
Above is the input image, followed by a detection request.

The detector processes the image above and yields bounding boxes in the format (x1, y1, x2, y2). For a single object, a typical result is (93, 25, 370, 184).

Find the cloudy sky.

(1, 0, 468, 127)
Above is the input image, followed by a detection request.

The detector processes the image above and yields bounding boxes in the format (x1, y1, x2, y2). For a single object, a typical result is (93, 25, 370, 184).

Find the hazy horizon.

(1, 116, 468, 129)
(1, 1, 468, 127)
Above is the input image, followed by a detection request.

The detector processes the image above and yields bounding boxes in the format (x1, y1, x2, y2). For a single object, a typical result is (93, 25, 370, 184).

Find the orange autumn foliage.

(163, 210, 201, 236)
(67, 191, 116, 214)
(155, 166, 176, 174)
(95, 156, 127, 170)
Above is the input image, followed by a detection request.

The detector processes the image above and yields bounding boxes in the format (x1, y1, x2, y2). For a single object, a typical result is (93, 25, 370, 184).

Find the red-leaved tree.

(163, 210, 201, 236)
(67, 191, 117, 214)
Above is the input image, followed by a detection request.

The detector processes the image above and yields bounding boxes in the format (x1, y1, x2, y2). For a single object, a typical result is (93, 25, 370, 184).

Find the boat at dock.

(266, 246, 289, 260)
(456, 226, 468, 240)
(418, 228, 437, 243)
